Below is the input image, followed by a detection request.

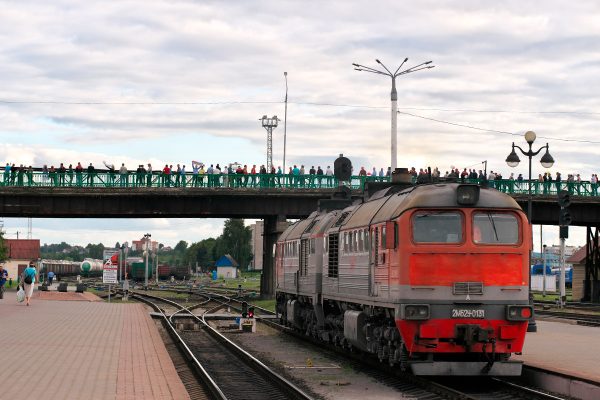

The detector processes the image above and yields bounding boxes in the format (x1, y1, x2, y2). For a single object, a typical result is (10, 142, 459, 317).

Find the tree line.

(37, 218, 253, 270)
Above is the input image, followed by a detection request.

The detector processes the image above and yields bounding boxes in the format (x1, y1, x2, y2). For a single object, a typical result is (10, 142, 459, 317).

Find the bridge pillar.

(584, 227, 600, 303)
(260, 215, 287, 298)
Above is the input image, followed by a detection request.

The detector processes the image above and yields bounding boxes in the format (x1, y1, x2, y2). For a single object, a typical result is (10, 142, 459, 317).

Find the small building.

(215, 254, 239, 279)
(567, 242, 599, 302)
(3, 239, 41, 281)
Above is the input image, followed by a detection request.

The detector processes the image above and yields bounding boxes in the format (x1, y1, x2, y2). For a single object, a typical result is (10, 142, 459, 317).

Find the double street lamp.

(505, 130, 554, 332)
(353, 58, 434, 170)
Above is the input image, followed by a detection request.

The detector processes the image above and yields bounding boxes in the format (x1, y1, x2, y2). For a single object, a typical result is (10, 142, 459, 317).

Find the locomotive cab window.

(473, 212, 519, 244)
(412, 211, 463, 243)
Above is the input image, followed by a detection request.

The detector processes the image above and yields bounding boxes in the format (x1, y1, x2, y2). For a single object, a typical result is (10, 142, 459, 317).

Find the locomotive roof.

(278, 184, 523, 240)
(341, 183, 522, 230)
(279, 210, 342, 241)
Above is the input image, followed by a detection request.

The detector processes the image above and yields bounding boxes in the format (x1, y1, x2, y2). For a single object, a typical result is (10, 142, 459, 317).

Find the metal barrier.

(0, 171, 598, 196)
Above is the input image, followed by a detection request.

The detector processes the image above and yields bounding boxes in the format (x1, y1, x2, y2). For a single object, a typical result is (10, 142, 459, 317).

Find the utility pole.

(283, 72, 288, 173)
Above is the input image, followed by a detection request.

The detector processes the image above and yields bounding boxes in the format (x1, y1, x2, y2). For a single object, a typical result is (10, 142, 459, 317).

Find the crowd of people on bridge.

(1, 161, 598, 195)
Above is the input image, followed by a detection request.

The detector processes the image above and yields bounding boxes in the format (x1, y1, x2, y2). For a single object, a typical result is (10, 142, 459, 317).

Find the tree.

(183, 238, 217, 270)
(215, 219, 252, 270)
(85, 243, 105, 259)
(174, 240, 188, 253)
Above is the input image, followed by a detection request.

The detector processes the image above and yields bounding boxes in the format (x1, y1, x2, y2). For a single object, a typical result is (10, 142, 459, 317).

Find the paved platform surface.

(0, 297, 190, 400)
(514, 320, 600, 383)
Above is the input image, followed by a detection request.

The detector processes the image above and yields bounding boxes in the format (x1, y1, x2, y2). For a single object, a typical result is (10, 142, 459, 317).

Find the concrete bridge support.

(260, 215, 288, 298)
(584, 227, 600, 303)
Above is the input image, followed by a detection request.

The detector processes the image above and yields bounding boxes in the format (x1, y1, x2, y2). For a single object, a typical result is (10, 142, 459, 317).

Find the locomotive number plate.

(451, 309, 485, 319)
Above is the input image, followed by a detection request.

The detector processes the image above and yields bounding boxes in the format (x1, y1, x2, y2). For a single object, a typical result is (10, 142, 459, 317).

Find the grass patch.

(250, 299, 276, 312)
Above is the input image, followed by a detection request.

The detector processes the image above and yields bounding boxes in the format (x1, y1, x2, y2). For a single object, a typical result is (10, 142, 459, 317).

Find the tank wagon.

(80, 259, 103, 274)
(276, 183, 532, 376)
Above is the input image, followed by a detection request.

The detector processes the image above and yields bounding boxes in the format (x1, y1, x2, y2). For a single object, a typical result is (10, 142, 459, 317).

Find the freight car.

(80, 258, 103, 275)
(276, 182, 532, 376)
(41, 260, 82, 276)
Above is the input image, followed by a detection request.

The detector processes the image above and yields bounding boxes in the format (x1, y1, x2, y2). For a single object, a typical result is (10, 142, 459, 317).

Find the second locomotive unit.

(275, 180, 532, 375)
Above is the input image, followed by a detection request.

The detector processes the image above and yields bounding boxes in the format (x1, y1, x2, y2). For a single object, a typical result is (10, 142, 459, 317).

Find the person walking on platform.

(21, 261, 36, 306)
(47, 270, 55, 286)
(0, 264, 8, 299)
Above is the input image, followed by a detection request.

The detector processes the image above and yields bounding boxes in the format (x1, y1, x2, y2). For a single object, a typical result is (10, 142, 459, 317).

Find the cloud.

(0, 0, 598, 246)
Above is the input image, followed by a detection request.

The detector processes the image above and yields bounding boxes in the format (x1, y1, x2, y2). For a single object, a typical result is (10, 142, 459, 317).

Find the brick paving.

(0, 297, 190, 400)
(514, 320, 600, 383)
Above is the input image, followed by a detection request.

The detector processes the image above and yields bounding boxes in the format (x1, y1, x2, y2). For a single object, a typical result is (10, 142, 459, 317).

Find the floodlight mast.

(353, 58, 434, 170)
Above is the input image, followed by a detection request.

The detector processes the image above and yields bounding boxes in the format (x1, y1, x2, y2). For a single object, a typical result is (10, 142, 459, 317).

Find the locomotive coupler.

(455, 324, 494, 352)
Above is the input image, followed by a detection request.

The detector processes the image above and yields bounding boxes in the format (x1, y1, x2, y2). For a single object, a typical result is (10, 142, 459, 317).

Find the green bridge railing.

(0, 171, 598, 197)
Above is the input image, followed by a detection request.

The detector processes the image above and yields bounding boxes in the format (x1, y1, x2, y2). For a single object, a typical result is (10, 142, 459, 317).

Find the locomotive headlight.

(457, 185, 480, 206)
(402, 304, 430, 320)
(506, 305, 533, 321)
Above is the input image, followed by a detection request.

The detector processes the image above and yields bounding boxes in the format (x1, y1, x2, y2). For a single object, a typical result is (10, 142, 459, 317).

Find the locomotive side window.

(412, 212, 463, 243)
(473, 212, 519, 244)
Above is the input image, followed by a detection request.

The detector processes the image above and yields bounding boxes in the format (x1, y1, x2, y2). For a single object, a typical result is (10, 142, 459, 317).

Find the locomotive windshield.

(412, 212, 463, 243)
(473, 212, 519, 244)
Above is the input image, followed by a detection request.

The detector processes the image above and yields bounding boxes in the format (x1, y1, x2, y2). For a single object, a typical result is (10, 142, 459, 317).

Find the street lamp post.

(506, 130, 554, 332)
(283, 72, 288, 173)
(143, 233, 151, 289)
(353, 58, 434, 170)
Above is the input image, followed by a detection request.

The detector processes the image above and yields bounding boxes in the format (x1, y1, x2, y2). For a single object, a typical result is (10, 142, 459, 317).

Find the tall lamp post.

(505, 130, 554, 332)
(283, 72, 288, 173)
(143, 233, 151, 289)
(353, 58, 434, 170)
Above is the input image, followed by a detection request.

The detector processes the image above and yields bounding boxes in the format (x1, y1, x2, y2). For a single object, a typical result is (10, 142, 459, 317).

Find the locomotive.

(275, 179, 532, 376)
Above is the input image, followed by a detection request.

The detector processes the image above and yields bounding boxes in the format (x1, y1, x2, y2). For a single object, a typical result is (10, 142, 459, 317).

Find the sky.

(0, 0, 599, 250)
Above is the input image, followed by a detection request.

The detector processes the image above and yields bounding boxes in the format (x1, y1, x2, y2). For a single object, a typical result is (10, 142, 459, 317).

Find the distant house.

(215, 254, 239, 279)
(567, 241, 599, 302)
(3, 239, 41, 281)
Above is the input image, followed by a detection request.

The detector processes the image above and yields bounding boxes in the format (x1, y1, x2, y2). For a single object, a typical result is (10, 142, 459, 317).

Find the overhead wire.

(397, 111, 600, 144)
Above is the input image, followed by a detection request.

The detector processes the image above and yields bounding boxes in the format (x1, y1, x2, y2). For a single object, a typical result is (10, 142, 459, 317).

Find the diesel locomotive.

(275, 182, 532, 375)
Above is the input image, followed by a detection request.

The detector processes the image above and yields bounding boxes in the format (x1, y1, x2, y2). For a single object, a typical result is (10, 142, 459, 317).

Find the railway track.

(124, 289, 576, 399)
(130, 290, 315, 400)
(534, 309, 600, 327)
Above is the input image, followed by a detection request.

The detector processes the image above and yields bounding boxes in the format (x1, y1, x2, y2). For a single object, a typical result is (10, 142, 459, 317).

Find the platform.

(514, 320, 600, 384)
(0, 296, 190, 400)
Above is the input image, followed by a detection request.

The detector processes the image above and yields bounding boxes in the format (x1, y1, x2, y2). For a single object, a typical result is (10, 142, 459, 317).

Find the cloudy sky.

(1, 0, 598, 250)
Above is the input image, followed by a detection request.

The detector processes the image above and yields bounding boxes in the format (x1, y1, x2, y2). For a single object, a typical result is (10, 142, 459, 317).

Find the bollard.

(75, 283, 86, 293)
(57, 282, 68, 292)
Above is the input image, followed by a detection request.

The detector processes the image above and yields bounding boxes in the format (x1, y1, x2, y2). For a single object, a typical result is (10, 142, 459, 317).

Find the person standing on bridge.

(180, 165, 187, 187)
(67, 164, 73, 185)
(87, 163, 95, 186)
(3, 163, 9, 185)
(317, 166, 323, 187)
(147, 163, 153, 187)
(119, 163, 128, 187)
(75, 162, 82, 186)
(325, 165, 333, 186)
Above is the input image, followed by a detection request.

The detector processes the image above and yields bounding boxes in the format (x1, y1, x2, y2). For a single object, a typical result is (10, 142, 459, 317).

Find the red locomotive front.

(392, 196, 531, 374)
